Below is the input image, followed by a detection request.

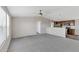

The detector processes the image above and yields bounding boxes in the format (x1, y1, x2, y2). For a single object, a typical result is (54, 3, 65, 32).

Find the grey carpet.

(8, 34, 79, 52)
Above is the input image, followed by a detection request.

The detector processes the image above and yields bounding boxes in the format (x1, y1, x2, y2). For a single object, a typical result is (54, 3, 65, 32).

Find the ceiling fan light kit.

(39, 10, 43, 16)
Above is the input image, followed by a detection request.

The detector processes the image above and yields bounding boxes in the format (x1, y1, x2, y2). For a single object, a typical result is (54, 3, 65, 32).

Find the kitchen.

(47, 20, 76, 39)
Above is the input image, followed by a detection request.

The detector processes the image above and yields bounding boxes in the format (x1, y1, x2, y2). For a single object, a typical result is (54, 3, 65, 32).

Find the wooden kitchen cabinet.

(67, 29, 75, 35)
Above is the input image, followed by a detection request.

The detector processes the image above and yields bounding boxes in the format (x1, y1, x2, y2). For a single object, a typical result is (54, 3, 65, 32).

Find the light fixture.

(39, 10, 43, 16)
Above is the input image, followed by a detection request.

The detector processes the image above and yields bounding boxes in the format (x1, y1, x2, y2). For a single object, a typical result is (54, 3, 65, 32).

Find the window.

(0, 7, 7, 45)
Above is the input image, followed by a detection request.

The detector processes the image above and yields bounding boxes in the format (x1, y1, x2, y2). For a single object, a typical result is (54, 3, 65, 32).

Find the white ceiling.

(7, 6, 63, 17)
(7, 6, 79, 21)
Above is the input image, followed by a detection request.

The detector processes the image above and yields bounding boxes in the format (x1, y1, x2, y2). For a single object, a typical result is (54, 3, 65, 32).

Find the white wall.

(40, 17, 50, 33)
(12, 16, 50, 38)
(12, 17, 37, 38)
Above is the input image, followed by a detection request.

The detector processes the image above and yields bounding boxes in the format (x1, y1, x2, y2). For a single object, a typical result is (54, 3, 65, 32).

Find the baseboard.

(12, 34, 38, 39)
(12, 33, 47, 39)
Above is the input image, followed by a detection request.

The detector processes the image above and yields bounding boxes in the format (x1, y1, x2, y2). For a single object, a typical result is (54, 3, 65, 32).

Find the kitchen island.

(46, 27, 66, 37)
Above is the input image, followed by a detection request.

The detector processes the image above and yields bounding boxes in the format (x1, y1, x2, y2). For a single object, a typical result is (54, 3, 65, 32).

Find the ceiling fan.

(39, 10, 43, 16)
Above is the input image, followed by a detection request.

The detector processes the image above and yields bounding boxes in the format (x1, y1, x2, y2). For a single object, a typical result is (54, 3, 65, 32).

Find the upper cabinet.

(52, 20, 75, 27)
